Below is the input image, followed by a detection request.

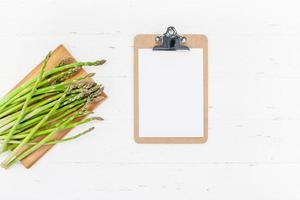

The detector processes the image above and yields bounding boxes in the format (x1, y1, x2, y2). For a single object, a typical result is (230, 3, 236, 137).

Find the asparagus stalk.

(8, 73, 95, 106)
(0, 116, 102, 140)
(0, 81, 100, 133)
(0, 99, 85, 136)
(5, 127, 95, 168)
(1, 125, 95, 154)
(4, 127, 95, 145)
(0, 92, 58, 119)
(0, 52, 106, 168)
(0, 52, 51, 153)
(1, 88, 68, 167)
(0, 60, 105, 113)
(0, 93, 63, 132)
(3, 109, 84, 167)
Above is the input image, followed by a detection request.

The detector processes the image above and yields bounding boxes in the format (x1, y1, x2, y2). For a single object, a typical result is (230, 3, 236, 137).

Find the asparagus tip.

(45, 51, 52, 60)
(57, 58, 75, 67)
(1, 162, 8, 169)
(88, 127, 95, 131)
(95, 59, 106, 65)
(93, 116, 104, 121)
(75, 127, 95, 137)
(87, 73, 96, 78)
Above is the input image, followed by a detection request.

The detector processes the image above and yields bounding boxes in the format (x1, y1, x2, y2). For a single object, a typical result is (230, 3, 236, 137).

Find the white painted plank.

(0, 0, 300, 199)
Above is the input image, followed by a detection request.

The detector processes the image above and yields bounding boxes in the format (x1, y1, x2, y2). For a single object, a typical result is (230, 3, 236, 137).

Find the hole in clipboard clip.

(153, 27, 190, 51)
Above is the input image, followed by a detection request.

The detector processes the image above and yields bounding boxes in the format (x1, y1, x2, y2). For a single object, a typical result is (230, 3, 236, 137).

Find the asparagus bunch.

(0, 52, 106, 169)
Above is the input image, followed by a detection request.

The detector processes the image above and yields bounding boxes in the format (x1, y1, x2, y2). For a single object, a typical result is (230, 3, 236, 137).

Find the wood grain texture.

(10, 45, 107, 168)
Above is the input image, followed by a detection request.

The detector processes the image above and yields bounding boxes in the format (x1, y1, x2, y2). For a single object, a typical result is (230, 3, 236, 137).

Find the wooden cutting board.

(9, 44, 107, 168)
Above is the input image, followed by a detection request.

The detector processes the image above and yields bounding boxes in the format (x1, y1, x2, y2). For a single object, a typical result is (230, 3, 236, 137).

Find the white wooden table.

(0, 0, 299, 199)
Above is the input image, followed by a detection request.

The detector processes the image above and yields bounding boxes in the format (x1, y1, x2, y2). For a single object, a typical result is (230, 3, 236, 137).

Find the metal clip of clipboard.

(153, 26, 190, 51)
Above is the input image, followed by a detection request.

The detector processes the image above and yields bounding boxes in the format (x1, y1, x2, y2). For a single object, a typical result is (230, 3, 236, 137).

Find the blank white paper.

(138, 48, 204, 137)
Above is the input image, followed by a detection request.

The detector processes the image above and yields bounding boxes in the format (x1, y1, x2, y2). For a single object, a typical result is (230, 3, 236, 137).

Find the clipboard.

(134, 27, 208, 144)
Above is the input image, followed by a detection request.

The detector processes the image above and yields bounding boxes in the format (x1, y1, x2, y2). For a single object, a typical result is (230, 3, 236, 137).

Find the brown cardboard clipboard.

(134, 33, 208, 144)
